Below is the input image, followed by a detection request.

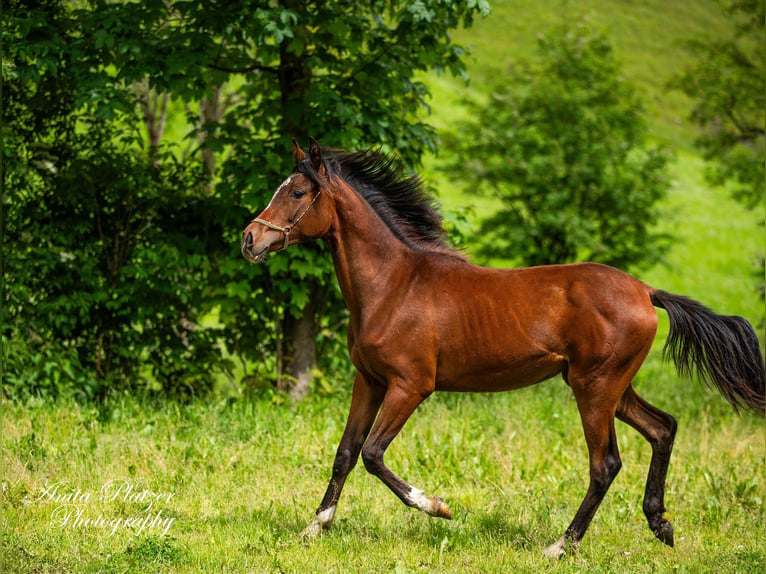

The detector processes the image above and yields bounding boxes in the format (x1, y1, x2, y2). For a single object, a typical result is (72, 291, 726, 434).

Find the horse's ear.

(292, 138, 306, 165)
(308, 137, 327, 178)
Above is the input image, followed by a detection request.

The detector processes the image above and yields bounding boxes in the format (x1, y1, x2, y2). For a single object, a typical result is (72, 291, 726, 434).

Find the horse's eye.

(290, 189, 306, 200)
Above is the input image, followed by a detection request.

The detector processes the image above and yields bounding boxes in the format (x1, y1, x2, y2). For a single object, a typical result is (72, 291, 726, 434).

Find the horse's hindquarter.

(426, 261, 658, 393)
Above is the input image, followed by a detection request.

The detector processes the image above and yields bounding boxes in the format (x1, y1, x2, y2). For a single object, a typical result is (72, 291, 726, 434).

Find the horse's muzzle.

(241, 230, 268, 263)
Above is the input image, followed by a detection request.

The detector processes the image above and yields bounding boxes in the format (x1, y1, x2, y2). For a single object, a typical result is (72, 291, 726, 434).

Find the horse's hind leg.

(616, 385, 677, 546)
(543, 382, 624, 559)
(301, 372, 385, 538)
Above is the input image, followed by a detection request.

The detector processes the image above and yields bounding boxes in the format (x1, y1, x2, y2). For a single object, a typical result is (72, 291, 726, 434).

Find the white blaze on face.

(266, 175, 295, 210)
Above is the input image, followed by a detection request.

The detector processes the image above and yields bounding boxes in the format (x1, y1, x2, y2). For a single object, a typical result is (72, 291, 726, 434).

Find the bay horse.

(241, 138, 765, 558)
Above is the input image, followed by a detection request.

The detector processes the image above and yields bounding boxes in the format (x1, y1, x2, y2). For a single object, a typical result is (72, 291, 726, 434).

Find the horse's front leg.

(301, 371, 385, 538)
(361, 379, 452, 520)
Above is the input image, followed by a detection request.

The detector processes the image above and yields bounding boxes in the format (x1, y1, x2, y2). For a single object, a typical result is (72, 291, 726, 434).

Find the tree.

(672, 0, 764, 310)
(2, 0, 490, 400)
(445, 21, 671, 269)
(2, 0, 225, 397)
(206, 0, 490, 398)
(672, 0, 764, 209)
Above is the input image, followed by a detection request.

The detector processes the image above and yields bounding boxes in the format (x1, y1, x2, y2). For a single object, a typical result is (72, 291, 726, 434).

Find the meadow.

(2, 376, 763, 572)
(2, 0, 764, 572)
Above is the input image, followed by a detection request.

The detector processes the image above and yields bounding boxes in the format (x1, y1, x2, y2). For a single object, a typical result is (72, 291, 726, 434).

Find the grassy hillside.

(424, 0, 734, 148)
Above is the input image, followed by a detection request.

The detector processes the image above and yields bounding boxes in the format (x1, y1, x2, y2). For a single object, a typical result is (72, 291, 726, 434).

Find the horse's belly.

(434, 352, 565, 392)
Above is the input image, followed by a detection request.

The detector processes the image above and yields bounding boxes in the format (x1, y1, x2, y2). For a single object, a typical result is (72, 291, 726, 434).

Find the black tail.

(651, 290, 765, 415)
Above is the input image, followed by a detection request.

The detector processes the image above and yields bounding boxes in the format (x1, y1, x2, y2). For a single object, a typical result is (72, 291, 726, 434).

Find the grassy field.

(2, 384, 763, 573)
(3, 0, 764, 572)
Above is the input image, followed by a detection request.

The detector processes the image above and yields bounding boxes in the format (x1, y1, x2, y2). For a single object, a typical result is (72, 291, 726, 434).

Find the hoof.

(542, 537, 569, 560)
(543, 536, 577, 560)
(653, 519, 674, 547)
(301, 505, 336, 539)
(300, 519, 322, 540)
(430, 497, 453, 520)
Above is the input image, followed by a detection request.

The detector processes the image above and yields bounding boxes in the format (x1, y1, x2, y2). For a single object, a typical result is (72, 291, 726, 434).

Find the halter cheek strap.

(253, 190, 322, 251)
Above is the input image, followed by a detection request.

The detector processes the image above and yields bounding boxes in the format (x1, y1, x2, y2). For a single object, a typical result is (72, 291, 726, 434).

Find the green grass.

(2, 383, 763, 573)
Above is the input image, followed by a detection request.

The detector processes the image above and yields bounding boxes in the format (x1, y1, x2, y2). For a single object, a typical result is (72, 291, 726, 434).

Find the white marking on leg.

(316, 505, 336, 528)
(407, 487, 433, 513)
(300, 504, 336, 539)
(405, 486, 452, 519)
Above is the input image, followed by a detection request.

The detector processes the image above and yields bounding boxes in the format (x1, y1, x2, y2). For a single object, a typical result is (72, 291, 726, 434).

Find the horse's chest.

(346, 315, 435, 383)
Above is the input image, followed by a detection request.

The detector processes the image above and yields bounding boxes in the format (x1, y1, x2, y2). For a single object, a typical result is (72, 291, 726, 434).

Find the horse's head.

(242, 138, 332, 263)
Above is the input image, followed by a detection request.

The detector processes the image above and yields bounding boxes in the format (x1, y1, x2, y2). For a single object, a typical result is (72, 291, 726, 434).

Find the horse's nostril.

(244, 231, 253, 249)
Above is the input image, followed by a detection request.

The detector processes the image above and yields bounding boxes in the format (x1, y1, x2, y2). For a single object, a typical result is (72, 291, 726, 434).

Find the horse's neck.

(323, 186, 413, 317)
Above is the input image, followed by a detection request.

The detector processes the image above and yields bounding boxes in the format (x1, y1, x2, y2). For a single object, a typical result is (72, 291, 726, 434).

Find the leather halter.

(252, 190, 322, 250)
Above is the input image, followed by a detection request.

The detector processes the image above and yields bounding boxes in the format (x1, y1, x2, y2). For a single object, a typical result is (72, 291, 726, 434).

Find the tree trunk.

(135, 79, 168, 163)
(282, 292, 318, 400)
(275, 7, 322, 400)
(198, 84, 224, 194)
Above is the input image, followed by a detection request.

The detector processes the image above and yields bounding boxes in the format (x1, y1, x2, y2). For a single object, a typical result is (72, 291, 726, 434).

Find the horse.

(241, 138, 765, 558)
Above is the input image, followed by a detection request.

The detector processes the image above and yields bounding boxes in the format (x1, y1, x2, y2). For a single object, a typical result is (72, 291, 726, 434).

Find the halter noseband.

(253, 190, 322, 250)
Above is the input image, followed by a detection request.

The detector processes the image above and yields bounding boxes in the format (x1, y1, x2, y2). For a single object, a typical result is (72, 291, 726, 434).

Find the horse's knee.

(607, 453, 622, 478)
(361, 444, 384, 476)
(333, 447, 355, 476)
(592, 453, 622, 494)
(657, 414, 677, 451)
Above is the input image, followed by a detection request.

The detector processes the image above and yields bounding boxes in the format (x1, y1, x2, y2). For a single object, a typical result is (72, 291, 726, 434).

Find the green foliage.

(672, 0, 765, 209)
(670, 0, 764, 313)
(444, 21, 671, 269)
(3, 2, 226, 398)
(1, 334, 99, 401)
(2, 0, 488, 399)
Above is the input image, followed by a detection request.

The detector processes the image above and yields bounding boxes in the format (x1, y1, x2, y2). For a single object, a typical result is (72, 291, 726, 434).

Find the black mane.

(297, 148, 462, 258)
